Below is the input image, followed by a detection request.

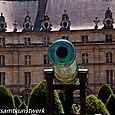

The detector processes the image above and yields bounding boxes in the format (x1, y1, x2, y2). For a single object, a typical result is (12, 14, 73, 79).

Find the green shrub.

(98, 84, 113, 104)
(14, 96, 22, 109)
(0, 86, 16, 114)
(106, 94, 115, 115)
(86, 95, 110, 115)
(17, 102, 27, 115)
(28, 80, 64, 115)
(54, 90, 64, 114)
(71, 104, 78, 114)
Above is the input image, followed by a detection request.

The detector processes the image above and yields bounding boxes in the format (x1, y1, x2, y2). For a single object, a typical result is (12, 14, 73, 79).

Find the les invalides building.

(0, 0, 114, 103)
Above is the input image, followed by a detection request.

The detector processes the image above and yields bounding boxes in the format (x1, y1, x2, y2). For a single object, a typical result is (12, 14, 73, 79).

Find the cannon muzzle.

(48, 39, 78, 84)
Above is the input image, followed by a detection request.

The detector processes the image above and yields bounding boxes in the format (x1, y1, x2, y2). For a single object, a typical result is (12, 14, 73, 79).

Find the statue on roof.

(13, 20, 18, 32)
(93, 17, 100, 29)
(103, 7, 114, 29)
(59, 10, 71, 31)
(0, 13, 7, 32)
(40, 12, 52, 32)
(105, 7, 112, 18)
(22, 12, 33, 32)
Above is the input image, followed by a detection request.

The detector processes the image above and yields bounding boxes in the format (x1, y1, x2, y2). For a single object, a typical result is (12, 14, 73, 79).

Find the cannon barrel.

(48, 39, 78, 84)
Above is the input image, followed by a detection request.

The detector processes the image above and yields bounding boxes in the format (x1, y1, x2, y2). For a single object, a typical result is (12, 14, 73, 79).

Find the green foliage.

(0, 86, 15, 114)
(98, 84, 113, 104)
(28, 80, 64, 114)
(14, 96, 22, 109)
(71, 104, 77, 114)
(86, 95, 110, 115)
(54, 90, 64, 114)
(17, 102, 27, 115)
(28, 80, 47, 110)
(106, 94, 115, 115)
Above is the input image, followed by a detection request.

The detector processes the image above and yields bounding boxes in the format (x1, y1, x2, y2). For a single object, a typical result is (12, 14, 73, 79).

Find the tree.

(98, 84, 113, 104)
(0, 86, 16, 114)
(86, 95, 110, 115)
(106, 94, 115, 115)
(28, 80, 64, 115)
(14, 96, 22, 109)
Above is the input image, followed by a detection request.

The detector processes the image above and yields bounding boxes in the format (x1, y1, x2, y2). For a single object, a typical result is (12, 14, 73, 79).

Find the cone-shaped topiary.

(71, 104, 78, 114)
(14, 96, 22, 109)
(54, 90, 64, 114)
(17, 102, 27, 115)
(0, 86, 16, 114)
(106, 94, 115, 115)
(98, 84, 113, 104)
(28, 80, 64, 115)
(86, 95, 110, 115)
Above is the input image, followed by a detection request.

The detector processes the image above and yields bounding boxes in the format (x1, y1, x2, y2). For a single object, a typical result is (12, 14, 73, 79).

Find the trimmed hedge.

(14, 96, 22, 109)
(106, 94, 115, 115)
(28, 80, 64, 114)
(71, 104, 78, 114)
(86, 95, 110, 115)
(98, 84, 113, 104)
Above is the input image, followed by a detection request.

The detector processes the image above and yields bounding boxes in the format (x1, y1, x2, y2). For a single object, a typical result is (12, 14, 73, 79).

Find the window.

(43, 37, 50, 45)
(106, 52, 112, 63)
(0, 55, 5, 66)
(106, 35, 112, 42)
(82, 53, 88, 64)
(43, 54, 50, 64)
(24, 55, 31, 65)
(106, 70, 113, 84)
(24, 37, 31, 45)
(62, 36, 69, 40)
(82, 36, 88, 43)
(0, 37, 5, 46)
(0, 72, 5, 85)
(25, 72, 31, 85)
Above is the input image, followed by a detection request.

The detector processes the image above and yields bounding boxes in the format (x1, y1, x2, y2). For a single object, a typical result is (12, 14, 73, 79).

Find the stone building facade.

(0, 28, 115, 103)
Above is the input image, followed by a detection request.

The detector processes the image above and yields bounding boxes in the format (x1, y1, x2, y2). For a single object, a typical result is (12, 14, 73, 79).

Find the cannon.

(48, 39, 79, 84)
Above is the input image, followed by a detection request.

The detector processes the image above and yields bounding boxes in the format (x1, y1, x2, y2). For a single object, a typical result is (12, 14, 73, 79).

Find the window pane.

(0, 38, 5, 46)
(106, 52, 112, 63)
(43, 37, 50, 45)
(82, 36, 88, 43)
(106, 70, 113, 84)
(24, 38, 31, 45)
(82, 53, 88, 64)
(62, 36, 69, 40)
(44, 54, 50, 64)
(24, 55, 31, 65)
(106, 35, 112, 42)
(0, 72, 5, 85)
(25, 72, 31, 85)
(0, 55, 5, 65)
